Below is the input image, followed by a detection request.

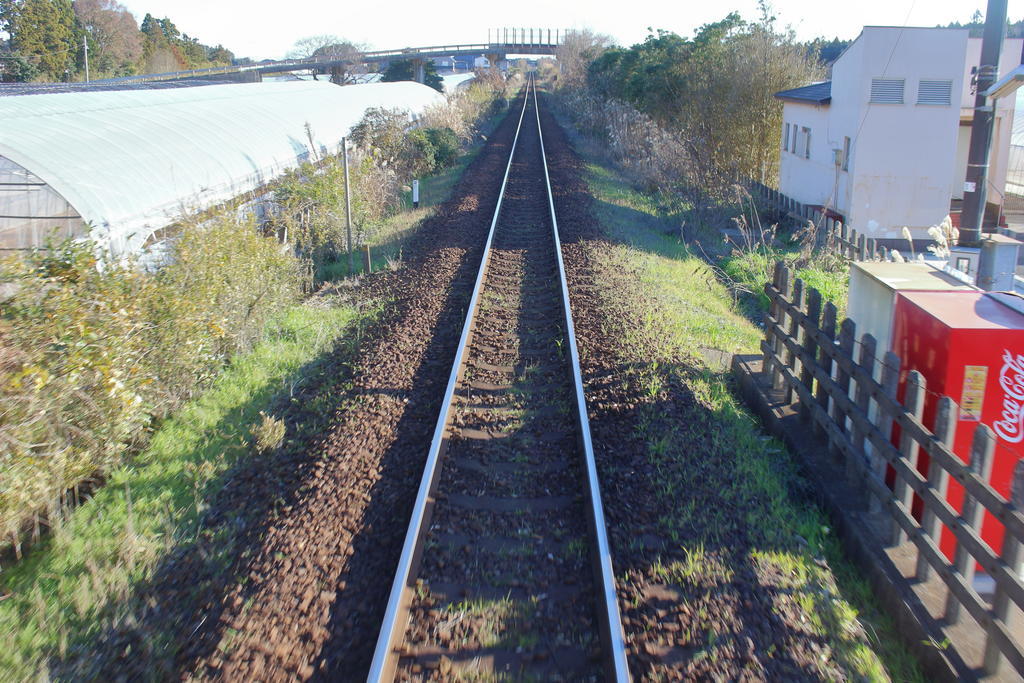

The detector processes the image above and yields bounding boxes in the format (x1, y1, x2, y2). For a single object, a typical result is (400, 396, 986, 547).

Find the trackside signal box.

(891, 290, 1024, 562)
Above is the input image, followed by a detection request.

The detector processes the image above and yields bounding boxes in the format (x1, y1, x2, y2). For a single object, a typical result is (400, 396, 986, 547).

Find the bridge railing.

(488, 27, 566, 47)
(78, 34, 565, 87)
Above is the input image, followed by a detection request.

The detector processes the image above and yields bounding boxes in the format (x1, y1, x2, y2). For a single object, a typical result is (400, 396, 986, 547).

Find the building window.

(842, 136, 851, 171)
(802, 126, 811, 159)
(791, 126, 797, 154)
(870, 77, 905, 104)
(783, 123, 790, 151)
(917, 79, 952, 105)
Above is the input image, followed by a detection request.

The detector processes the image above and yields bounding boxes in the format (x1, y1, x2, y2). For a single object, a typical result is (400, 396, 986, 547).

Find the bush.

(426, 127, 459, 170)
(0, 215, 304, 548)
(405, 128, 437, 177)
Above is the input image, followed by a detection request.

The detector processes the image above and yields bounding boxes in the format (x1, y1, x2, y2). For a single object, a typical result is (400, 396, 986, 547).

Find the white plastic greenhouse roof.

(0, 80, 445, 254)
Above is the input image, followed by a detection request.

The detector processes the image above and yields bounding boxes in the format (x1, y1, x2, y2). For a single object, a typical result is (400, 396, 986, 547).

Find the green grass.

(318, 154, 473, 281)
(586, 162, 761, 359)
(0, 299, 369, 678)
(321, 110, 506, 281)
(720, 246, 849, 320)
(578, 155, 920, 682)
(442, 594, 540, 650)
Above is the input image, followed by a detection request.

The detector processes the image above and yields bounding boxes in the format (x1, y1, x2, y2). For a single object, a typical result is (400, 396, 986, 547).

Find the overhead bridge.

(73, 28, 565, 88)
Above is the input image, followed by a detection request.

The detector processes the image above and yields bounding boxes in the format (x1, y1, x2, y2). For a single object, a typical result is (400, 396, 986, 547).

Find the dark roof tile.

(775, 81, 831, 104)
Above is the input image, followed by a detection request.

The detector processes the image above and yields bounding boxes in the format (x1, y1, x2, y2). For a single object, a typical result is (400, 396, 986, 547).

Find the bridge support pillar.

(412, 58, 426, 84)
(485, 53, 503, 71)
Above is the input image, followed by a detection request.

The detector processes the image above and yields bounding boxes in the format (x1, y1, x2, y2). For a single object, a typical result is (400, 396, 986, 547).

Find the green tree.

(381, 58, 443, 92)
(0, 52, 39, 81)
(137, 14, 233, 73)
(1, 0, 77, 80)
(586, 9, 821, 191)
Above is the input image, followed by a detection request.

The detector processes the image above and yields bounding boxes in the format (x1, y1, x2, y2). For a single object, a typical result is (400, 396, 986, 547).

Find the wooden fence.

(763, 261, 1024, 676)
(749, 181, 891, 262)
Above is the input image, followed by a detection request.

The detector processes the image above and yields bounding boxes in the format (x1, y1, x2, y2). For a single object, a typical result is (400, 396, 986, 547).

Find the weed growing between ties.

(0, 292, 380, 678)
(560, 131, 920, 678)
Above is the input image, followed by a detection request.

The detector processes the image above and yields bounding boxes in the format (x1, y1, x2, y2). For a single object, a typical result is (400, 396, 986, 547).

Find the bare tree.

(554, 29, 612, 91)
(287, 34, 364, 83)
(74, 0, 142, 76)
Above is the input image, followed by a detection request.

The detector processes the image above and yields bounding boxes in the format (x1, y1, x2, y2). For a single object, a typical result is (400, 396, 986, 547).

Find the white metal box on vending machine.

(847, 261, 978, 362)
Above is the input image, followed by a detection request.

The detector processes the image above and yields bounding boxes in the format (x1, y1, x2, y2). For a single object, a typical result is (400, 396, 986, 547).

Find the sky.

(115, 0, 1024, 61)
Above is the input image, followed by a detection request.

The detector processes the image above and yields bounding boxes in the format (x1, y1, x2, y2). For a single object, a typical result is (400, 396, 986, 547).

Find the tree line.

(575, 9, 822, 192)
(0, 0, 234, 82)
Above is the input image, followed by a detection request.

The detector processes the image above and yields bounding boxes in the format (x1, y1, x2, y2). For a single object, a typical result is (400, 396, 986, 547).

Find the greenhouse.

(0, 80, 446, 255)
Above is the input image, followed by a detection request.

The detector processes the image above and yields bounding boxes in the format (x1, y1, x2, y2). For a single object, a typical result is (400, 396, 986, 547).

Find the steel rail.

(531, 77, 631, 682)
(366, 82, 532, 683)
(366, 76, 630, 681)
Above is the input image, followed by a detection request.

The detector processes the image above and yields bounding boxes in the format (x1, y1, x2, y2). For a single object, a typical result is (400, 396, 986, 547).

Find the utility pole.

(959, 0, 1008, 246)
(83, 34, 90, 83)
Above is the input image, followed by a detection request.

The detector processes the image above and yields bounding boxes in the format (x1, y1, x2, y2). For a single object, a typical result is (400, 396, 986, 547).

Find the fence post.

(852, 334, 877, 501)
(857, 234, 867, 261)
(849, 228, 858, 260)
(816, 302, 838, 443)
(983, 460, 1024, 675)
(800, 288, 822, 422)
(773, 265, 792, 391)
(870, 350, 899, 515)
(836, 319, 856, 473)
(764, 261, 783, 382)
(891, 370, 925, 545)
(786, 278, 805, 405)
(945, 424, 996, 624)
(917, 397, 957, 581)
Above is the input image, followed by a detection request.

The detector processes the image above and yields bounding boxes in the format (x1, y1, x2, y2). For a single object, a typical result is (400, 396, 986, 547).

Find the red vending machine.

(891, 291, 1024, 562)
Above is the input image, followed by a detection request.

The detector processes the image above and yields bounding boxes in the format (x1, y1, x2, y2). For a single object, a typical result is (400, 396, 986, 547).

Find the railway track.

(368, 79, 629, 681)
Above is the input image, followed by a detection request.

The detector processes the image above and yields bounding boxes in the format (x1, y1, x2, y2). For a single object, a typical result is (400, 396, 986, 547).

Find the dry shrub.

(558, 87, 692, 194)
(0, 214, 304, 547)
(422, 72, 521, 144)
(250, 411, 286, 455)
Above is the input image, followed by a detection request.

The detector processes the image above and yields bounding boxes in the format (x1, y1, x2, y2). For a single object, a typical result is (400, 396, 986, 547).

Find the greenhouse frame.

(0, 80, 446, 255)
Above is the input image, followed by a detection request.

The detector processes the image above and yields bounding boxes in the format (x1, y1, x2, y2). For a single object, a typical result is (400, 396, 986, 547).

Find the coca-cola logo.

(994, 349, 1024, 443)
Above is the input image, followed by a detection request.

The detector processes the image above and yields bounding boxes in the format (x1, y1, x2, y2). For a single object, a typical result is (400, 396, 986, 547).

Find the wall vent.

(917, 79, 953, 105)
(870, 78, 905, 104)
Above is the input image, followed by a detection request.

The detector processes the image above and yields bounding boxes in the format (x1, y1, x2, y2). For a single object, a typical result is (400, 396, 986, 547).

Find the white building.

(776, 27, 1023, 240)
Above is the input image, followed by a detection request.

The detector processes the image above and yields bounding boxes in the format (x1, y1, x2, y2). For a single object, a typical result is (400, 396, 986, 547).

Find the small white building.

(776, 27, 1023, 240)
